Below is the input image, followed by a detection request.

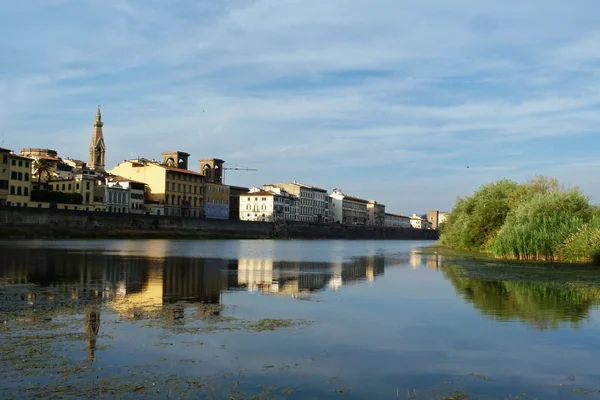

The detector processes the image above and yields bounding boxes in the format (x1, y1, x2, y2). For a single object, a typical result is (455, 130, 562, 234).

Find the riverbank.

(0, 226, 269, 240)
(0, 207, 439, 241)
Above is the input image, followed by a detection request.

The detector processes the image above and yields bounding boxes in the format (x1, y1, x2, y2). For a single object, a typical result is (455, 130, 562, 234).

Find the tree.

(32, 159, 52, 187)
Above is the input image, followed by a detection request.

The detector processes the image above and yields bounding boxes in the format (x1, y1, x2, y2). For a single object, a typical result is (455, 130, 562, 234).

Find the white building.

(239, 186, 298, 222)
(267, 182, 330, 223)
(330, 189, 369, 225)
(106, 182, 129, 213)
(384, 213, 411, 228)
(409, 214, 424, 229)
(108, 178, 146, 214)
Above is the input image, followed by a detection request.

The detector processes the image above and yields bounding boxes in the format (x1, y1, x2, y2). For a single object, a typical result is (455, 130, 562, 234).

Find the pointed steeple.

(89, 105, 106, 171)
(94, 105, 103, 128)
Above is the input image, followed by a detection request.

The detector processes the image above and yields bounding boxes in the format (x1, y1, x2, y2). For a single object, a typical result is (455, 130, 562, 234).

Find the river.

(1, 239, 600, 399)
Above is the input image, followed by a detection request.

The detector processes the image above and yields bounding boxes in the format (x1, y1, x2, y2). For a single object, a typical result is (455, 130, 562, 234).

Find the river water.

(1, 239, 600, 399)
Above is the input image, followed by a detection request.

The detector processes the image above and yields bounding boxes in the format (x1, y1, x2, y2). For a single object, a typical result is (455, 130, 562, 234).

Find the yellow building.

(44, 175, 105, 211)
(7, 153, 32, 207)
(0, 147, 10, 206)
(110, 152, 204, 217)
(203, 182, 230, 219)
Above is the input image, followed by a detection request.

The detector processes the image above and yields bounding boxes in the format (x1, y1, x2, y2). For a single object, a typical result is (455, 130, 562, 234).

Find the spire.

(94, 105, 103, 128)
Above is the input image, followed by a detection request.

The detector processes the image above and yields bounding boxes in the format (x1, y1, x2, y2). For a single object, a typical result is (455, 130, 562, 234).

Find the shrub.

(489, 213, 583, 261)
(559, 214, 600, 264)
(31, 190, 83, 204)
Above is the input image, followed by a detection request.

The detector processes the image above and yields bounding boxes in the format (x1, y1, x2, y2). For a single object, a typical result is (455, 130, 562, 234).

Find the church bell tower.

(89, 105, 106, 171)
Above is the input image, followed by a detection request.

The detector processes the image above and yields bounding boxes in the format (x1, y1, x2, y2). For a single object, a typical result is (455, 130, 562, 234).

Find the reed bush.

(559, 214, 600, 264)
(489, 214, 583, 261)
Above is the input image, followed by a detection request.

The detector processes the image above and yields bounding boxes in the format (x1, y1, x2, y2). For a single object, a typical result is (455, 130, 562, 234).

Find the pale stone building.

(384, 213, 410, 228)
(105, 182, 129, 213)
(330, 189, 369, 225)
(409, 214, 424, 229)
(239, 186, 298, 222)
(427, 210, 450, 230)
(367, 200, 386, 226)
(268, 181, 330, 223)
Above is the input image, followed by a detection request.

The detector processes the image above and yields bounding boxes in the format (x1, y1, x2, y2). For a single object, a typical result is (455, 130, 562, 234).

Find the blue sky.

(2, 0, 600, 215)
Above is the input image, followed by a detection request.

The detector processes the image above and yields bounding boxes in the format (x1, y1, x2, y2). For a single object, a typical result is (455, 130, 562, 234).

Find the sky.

(1, 0, 600, 215)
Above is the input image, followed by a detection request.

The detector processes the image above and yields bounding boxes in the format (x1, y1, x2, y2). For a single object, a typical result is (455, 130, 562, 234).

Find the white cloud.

(1, 0, 600, 213)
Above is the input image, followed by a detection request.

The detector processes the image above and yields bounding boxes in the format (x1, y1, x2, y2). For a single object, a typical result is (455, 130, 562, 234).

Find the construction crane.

(222, 164, 257, 184)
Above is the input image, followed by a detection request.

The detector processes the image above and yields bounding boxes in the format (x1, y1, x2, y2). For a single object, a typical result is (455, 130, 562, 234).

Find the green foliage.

(32, 159, 52, 183)
(489, 214, 583, 261)
(440, 175, 598, 263)
(439, 179, 521, 250)
(559, 213, 600, 264)
(31, 190, 83, 204)
(442, 264, 600, 330)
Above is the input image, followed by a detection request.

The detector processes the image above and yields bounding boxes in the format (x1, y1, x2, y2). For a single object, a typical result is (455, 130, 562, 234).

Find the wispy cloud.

(1, 0, 600, 213)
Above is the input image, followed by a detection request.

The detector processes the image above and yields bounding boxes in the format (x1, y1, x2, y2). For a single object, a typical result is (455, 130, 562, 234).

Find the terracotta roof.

(385, 213, 409, 218)
(9, 154, 33, 160)
(108, 176, 146, 185)
(0, 147, 12, 152)
(344, 195, 369, 203)
(294, 182, 327, 192)
(29, 155, 60, 161)
(242, 191, 274, 196)
(162, 165, 204, 176)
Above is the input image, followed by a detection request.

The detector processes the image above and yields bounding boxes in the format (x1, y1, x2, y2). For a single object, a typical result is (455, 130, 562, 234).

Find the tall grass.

(559, 215, 600, 264)
(489, 214, 583, 261)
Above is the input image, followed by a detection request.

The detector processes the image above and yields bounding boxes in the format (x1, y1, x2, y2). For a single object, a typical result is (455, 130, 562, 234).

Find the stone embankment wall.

(0, 207, 438, 240)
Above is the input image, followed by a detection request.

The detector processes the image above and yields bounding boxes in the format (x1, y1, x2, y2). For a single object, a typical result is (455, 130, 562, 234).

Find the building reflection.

(236, 254, 385, 297)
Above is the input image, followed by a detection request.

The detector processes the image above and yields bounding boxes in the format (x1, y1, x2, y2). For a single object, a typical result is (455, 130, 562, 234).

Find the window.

(18, 160, 23, 167)
(2, 155, 7, 164)
(24, 173, 29, 181)
(11, 159, 15, 166)
(86, 182, 90, 190)
(62, 184, 65, 190)
(10, 171, 16, 180)
(178, 183, 181, 192)
(24, 188, 29, 196)
(0, 180, 7, 189)
(25, 162, 29, 168)
(76, 183, 80, 190)
(10, 186, 15, 195)
(68, 184, 72, 190)
(17, 187, 22, 196)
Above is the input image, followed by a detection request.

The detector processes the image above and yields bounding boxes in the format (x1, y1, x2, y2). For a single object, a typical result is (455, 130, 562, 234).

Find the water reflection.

(435, 254, 600, 330)
(2, 243, 599, 334)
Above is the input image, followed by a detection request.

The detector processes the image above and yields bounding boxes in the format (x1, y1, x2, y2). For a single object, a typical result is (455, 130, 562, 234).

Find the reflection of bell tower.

(162, 151, 190, 170)
(199, 158, 224, 184)
(84, 307, 101, 364)
(89, 106, 106, 171)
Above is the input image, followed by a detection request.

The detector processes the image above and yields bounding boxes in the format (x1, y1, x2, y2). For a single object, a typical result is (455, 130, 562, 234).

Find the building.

(203, 182, 230, 219)
(384, 213, 410, 228)
(0, 147, 10, 206)
(105, 182, 129, 213)
(427, 210, 449, 230)
(268, 181, 330, 223)
(7, 153, 32, 207)
(198, 158, 230, 219)
(21, 148, 72, 186)
(367, 200, 386, 226)
(409, 214, 424, 229)
(330, 189, 369, 225)
(46, 174, 104, 211)
(89, 106, 106, 171)
(107, 178, 146, 214)
(229, 185, 250, 220)
(109, 152, 204, 217)
(239, 186, 298, 222)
